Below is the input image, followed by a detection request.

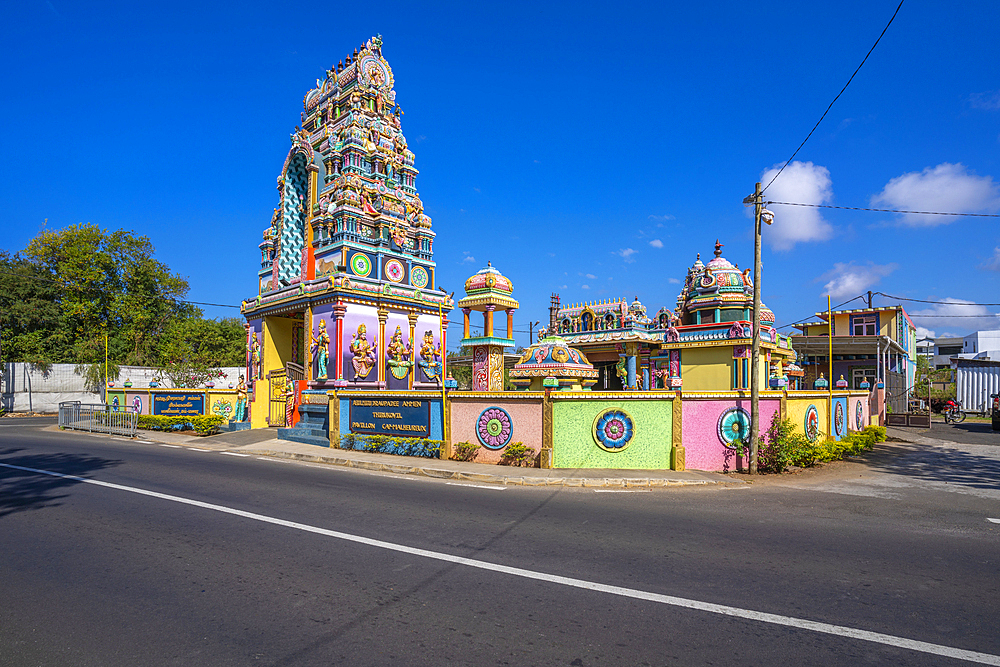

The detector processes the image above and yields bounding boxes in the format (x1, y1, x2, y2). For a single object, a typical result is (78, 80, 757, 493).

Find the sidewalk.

(54, 425, 742, 488)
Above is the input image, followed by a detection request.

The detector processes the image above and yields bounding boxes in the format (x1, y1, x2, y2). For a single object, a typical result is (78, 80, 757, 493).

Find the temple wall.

(449, 395, 543, 463)
(681, 396, 781, 472)
(785, 393, 831, 442)
(681, 347, 732, 391)
(551, 395, 673, 469)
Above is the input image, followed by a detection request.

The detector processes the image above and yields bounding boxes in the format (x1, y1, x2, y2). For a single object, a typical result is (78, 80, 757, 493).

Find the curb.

(251, 449, 735, 488)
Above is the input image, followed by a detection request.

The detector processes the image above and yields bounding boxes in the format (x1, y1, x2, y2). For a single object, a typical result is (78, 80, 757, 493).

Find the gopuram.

(241, 36, 452, 429)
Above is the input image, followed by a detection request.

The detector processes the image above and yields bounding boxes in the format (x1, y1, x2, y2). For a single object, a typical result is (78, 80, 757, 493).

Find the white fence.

(2, 363, 245, 413)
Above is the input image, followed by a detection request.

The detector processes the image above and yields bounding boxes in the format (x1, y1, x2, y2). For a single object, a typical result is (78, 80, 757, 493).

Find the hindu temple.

(241, 36, 452, 428)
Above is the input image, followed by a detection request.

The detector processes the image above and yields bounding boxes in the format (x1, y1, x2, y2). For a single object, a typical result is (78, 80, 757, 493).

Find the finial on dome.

(696, 253, 700, 261)
(487, 261, 491, 267)
(714, 239, 723, 257)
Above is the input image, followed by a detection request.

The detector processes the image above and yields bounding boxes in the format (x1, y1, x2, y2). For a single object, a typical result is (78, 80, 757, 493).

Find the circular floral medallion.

(855, 400, 864, 430)
(410, 265, 429, 289)
(132, 396, 142, 413)
(804, 404, 820, 442)
(593, 408, 635, 452)
(477, 407, 513, 450)
(716, 406, 751, 448)
(384, 258, 405, 283)
(834, 401, 845, 436)
(350, 253, 372, 278)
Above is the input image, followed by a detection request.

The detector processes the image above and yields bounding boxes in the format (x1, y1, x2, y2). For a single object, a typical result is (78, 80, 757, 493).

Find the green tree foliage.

(1, 224, 246, 372)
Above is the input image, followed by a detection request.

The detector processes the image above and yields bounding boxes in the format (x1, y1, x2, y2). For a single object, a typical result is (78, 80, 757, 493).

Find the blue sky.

(3, 0, 999, 348)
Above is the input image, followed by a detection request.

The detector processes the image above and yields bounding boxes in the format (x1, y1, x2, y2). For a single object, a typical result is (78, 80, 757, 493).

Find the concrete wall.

(551, 395, 673, 469)
(681, 395, 781, 471)
(682, 347, 732, 391)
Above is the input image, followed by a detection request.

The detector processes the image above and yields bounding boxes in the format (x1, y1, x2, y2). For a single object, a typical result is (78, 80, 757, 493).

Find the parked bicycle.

(943, 399, 966, 424)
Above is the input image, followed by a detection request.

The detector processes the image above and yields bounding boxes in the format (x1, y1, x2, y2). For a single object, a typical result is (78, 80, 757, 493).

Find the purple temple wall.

(384, 311, 411, 390)
(310, 303, 335, 380)
(342, 304, 379, 384)
(415, 313, 442, 383)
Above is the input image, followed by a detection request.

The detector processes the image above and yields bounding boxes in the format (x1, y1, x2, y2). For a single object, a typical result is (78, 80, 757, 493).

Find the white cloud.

(649, 239, 663, 248)
(980, 247, 1000, 271)
(615, 248, 637, 263)
(668, 277, 680, 284)
(648, 214, 675, 221)
(581, 284, 590, 290)
(759, 161, 834, 250)
(915, 326, 937, 340)
(461, 252, 476, 263)
(909, 298, 1000, 333)
(969, 90, 1000, 110)
(821, 262, 898, 300)
(872, 163, 1000, 226)
(585, 273, 596, 279)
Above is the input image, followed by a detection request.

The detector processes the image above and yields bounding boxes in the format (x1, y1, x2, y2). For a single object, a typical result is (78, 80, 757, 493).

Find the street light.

(745, 183, 773, 474)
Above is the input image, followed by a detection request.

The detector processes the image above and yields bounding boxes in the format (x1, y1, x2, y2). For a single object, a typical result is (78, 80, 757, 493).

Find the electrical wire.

(873, 292, 1000, 307)
(762, 0, 906, 194)
(766, 201, 1000, 218)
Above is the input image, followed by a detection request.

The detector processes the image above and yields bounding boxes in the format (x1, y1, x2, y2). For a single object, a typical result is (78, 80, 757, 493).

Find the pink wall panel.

(682, 398, 781, 472)
(449, 399, 543, 464)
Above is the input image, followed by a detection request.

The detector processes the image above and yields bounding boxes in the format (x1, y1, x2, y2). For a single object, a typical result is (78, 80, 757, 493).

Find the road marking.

(1, 461, 997, 667)
(445, 482, 506, 490)
(256, 456, 292, 462)
(186, 448, 210, 452)
(220, 452, 251, 457)
(159, 444, 182, 448)
(988, 518, 1000, 524)
(594, 489, 649, 493)
(137, 440, 156, 444)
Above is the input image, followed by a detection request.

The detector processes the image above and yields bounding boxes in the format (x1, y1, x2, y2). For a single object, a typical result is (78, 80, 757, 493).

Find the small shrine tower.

(457, 263, 519, 391)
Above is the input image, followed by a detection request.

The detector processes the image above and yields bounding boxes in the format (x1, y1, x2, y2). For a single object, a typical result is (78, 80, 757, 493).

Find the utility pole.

(749, 182, 763, 474)
(528, 320, 540, 345)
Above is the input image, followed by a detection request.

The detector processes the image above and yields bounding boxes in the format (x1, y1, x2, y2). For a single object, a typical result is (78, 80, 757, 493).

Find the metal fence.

(58, 401, 138, 437)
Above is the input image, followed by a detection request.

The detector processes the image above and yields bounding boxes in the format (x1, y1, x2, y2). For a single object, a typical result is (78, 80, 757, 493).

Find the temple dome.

(464, 262, 513, 295)
(510, 335, 598, 391)
(675, 240, 775, 325)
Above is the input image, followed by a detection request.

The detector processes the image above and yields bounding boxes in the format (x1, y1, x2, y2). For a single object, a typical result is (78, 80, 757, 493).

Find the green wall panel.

(552, 398, 672, 469)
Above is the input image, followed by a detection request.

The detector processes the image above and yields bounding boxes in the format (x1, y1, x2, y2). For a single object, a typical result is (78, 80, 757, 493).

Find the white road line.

(1, 460, 997, 667)
(988, 518, 1000, 524)
(594, 489, 649, 493)
(186, 448, 210, 452)
(159, 444, 182, 448)
(445, 482, 506, 491)
(137, 440, 156, 444)
(256, 456, 292, 462)
(220, 452, 250, 457)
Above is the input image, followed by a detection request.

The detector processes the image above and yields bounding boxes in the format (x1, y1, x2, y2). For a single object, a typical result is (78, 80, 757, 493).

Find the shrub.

(500, 442, 536, 467)
(136, 414, 225, 435)
(337, 433, 443, 458)
(863, 425, 886, 442)
(451, 441, 481, 462)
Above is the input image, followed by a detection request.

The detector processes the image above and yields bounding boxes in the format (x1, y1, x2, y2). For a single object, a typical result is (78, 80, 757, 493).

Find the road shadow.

(0, 447, 123, 519)
(864, 441, 1000, 491)
(933, 420, 1000, 443)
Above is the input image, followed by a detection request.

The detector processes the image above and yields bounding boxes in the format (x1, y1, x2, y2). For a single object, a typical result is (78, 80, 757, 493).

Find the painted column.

(642, 367, 650, 391)
(332, 303, 346, 383)
(408, 311, 418, 390)
(484, 305, 495, 338)
(626, 342, 637, 390)
(440, 315, 449, 381)
(377, 308, 388, 388)
(462, 308, 471, 339)
(506, 308, 515, 340)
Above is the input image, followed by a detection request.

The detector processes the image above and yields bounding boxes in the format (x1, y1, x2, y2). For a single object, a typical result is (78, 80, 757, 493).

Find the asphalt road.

(1, 418, 998, 666)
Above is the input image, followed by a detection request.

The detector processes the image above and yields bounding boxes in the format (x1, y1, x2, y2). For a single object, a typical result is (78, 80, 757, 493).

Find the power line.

(762, 0, 906, 194)
(874, 292, 1000, 307)
(766, 201, 1000, 218)
(774, 295, 869, 330)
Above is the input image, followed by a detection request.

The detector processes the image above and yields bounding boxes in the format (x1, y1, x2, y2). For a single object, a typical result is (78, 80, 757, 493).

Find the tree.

(0, 251, 70, 365)
(24, 223, 194, 366)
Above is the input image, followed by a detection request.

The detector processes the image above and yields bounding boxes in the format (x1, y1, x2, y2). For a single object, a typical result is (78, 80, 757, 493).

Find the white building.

(961, 330, 1000, 361)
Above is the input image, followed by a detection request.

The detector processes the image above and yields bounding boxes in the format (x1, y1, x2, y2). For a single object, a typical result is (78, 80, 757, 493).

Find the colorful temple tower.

(456, 264, 519, 391)
(242, 36, 453, 428)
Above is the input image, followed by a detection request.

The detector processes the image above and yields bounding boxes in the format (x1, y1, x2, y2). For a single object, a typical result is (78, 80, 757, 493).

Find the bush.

(136, 414, 225, 435)
(499, 442, 536, 467)
(336, 432, 442, 459)
(863, 425, 886, 442)
(451, 441, 481, 462)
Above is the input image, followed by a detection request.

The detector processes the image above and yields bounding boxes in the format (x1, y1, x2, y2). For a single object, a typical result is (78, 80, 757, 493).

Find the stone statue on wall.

(350, 323, 378, 380)
(235, 375, 248, 422)
(251, 332, 262, 380)
(418, 330, 442, 381)
(312, 319, 331, 380)
(386, 325, 412, 380)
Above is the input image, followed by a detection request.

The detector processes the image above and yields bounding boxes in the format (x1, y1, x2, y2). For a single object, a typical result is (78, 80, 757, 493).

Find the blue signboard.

(153, 393, 205, 416)
(349, 398, 430, 436)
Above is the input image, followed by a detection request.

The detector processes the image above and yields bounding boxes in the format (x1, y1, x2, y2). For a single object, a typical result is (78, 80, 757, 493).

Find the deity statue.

(251, 332, 262, 380)
(234, 375, 248, 422)
(386, 325, 413, 380)
(284, 376, 296, 427)
(350, 323, 378, 380)
(417, 330, 442, 381)
(615, 355, 628, 386)
(312, 319, 331, 380)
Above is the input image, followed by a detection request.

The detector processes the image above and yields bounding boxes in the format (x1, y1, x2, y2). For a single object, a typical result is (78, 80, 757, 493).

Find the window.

(732, 352, 749, 389)
(853, 315, 877, 336)
(852, 368, 876, 389)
